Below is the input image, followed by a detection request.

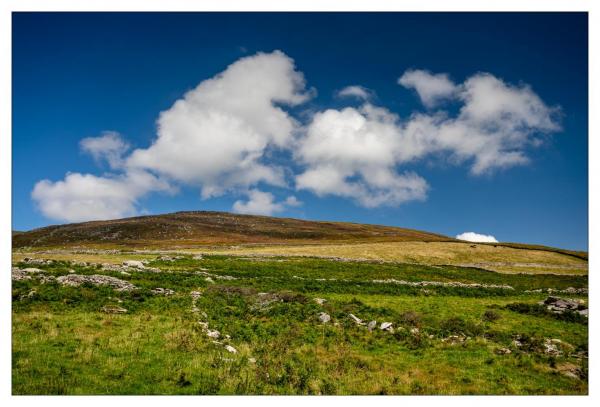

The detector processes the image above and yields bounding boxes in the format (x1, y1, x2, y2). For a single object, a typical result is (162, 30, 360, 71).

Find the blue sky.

(12, 12, 588, 250)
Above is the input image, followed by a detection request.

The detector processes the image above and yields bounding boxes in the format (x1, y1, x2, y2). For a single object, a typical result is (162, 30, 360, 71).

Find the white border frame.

(1, 1, 596, 406)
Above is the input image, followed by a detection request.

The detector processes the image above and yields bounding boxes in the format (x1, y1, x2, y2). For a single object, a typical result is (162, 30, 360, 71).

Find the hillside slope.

(12, 211, 455, 248)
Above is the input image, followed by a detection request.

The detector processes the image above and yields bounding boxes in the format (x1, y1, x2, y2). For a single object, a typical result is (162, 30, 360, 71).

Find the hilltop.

(12, 211, 454, 248)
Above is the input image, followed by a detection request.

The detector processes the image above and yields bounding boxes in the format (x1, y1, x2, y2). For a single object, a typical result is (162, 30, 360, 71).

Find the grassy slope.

(11, 211, 454, 248)
(12, 255, 588, 395)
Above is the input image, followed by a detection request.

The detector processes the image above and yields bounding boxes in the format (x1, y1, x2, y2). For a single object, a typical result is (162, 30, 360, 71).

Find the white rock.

(314, 298, 327, 305)
(224, 345, 237, 354)
(120, 271, 131, 276)
(205, 277, 215, 284)
(206, 329, 220, 339)
(368, 320, 377, 331)
(349, 314, 364, 325)
(123, 260, 145, 269)
(318, 312, 331, 323)
(248, 357, 257, 364)
(380, 322, 393, 331)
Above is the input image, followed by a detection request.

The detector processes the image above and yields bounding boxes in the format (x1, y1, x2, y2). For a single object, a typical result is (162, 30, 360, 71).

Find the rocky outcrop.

(371, 278, 514, 290)
(56, 274, 136, 291)
(540, 296, 588, 317)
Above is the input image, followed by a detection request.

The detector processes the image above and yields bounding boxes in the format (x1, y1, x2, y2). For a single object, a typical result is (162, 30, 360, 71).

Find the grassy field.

(196, 241, 588, 275)
(12, 253, 588, 395)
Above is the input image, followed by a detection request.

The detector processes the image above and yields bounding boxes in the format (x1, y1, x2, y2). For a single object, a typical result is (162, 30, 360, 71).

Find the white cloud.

(31, 53, 561, 222)
(295, 104, 429, 207)
(398, 69, 457, 107)
(456, 232, 499, 243)
(80, 131, 130, 169)
(31, 170, 173, 223)
(127, 50, 311, 198)
(232, 189, 299, 216)
(337, 85, 372, 100)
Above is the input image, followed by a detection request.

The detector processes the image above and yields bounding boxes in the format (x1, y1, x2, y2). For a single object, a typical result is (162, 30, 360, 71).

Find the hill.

(12, 211, 455, 248)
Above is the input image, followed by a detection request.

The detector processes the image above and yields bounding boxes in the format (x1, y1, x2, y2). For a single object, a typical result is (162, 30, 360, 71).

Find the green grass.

(12, 254, 588, 394)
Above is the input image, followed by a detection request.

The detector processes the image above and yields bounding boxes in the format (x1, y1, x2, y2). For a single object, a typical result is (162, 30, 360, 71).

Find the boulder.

(349, 314, 364, 325)
(318, 312, 331, 323)
(151, 287, 175, 296)
(224, 345, 238, 354)
(122, 260, 145, 269)
(206, 329, 220, 339)
(368, 320, 377, 331)
(57, 274, 136, 291)
(379, 322, 393, 331)
(101, 305, 128, 314)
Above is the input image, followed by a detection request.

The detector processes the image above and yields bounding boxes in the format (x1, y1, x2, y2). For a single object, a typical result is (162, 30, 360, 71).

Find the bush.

(439, 317, 484, 337)
(482, 310, 501, 322)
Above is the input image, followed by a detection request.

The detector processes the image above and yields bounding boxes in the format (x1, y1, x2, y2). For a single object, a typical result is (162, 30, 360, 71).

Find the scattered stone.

(196, 271, 236, 280)
(442, 335, 466, 345)
(540, 296, 587, 317)
(206, 329, 220, 339)
(380, 322, 393, 332)
(56, 274, 136, 291)
(192, 254, 204, 260)
(368, 320, 377, 331)
(120, 271, 131, 276)
(123, 260, 145, 269)
(495, 347, 512, 355)
(38, 275, 56, 284)
(410, 327, 420, 335)
(198, 322, 209, 330)
(318, 312, 331, 323)
(372, 278, 514, 290)
(151, 287, 175, 296)
(314, 298, 327, 305)
(68, 269, 76, 274)
(101, 305, 128, 314)
(542, 339, 561, 356)
(190, 291, 202, 300)
(205, 277, 215, 284)
(20, 289, 37, 300)
(21, 267, 44, 273)
(248, 357, 257, 364)
(224, 345, 237, 354)
(12, 268, 32, 281)
(349, 314, 364, 325)
(556, 363, 584, 380)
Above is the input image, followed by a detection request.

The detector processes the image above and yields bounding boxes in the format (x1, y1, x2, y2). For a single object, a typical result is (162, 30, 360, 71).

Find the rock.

(248, 357, 257, 364)
(318, 312, 331, 323)
(314, 298, 327, 305)
(22, 267, 43, 273)
(123, 260, 145, 269)
(368, 320, 377, 331)
(68, 269, 76, 274)
(205, 277, 215, 284)
(12, 268, 32, 281)
(56, 274, 136, 291)
(206, 329, 220, 339)
(120, 271, 131, 276)
(410, 327, 420, 335)
(380, 322, 393, 331)
(193, 254, 204, 260)
(224, 345, 237, 354)
(151, 287, 175, 296)
(495, 347, 512, 355)
(349, 314, 364, 325)
(543, 339, 561, 356)
(190, 291, 202, 300)
(556, 363, 584, 380)
(442, 335, 465, 345)
(101, 305, 128, 314)
(198, 322, 209, 330)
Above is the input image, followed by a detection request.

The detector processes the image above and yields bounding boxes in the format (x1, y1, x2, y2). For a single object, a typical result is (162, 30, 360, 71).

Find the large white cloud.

(456, 232, 499, 243)
(127, 50, 311, 198)
(31, 52, 561, 222)
(31, 170, 173, 223)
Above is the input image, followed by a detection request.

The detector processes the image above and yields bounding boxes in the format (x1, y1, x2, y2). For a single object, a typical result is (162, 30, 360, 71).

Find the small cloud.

(398, 69, 457, 108)
(284, 195, 303, 207)
(336, 85, 373, 101)
(80, 131, 130, 169)
(456, 232, 499, 243)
